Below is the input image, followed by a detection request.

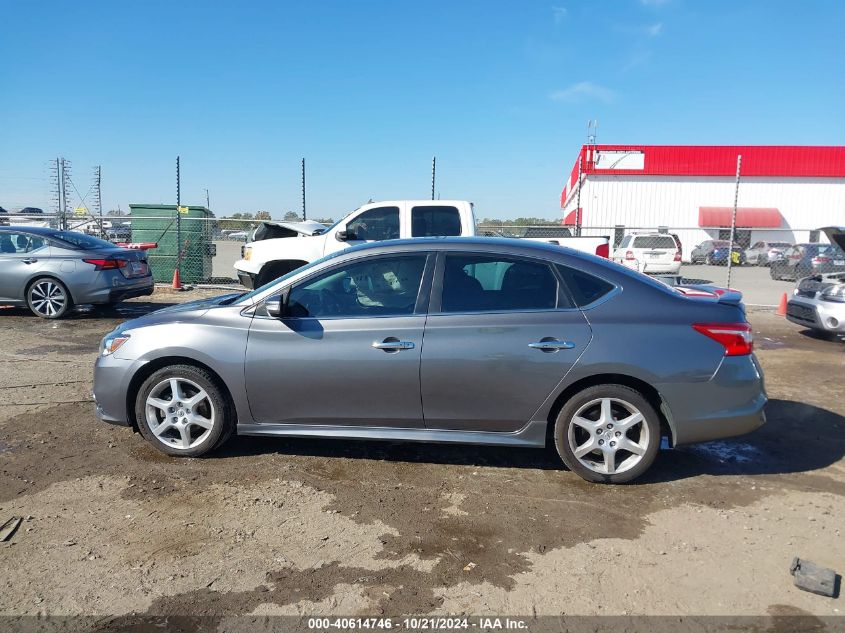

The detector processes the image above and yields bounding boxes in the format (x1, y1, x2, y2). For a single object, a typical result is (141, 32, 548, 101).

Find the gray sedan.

(94, 238, 766, 483)
(0, 226, 153, 318)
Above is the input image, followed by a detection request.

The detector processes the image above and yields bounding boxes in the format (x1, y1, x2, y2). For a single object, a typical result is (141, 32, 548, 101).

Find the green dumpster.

(129, 204, 215, 283)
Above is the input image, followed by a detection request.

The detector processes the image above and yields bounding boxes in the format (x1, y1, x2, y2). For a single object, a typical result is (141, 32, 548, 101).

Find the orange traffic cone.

(776, 292, 788, 316)
(171, 267, 182, 290)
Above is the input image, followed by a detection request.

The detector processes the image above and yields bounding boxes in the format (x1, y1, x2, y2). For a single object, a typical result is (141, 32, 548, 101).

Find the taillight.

(692, 322, 753, 356)
(625, 250, 635, 260)
(83, 258, 127, 270)
(812, 256, 830, 266)
(673, 251, 681, 262)
(595, 243, 609, 258)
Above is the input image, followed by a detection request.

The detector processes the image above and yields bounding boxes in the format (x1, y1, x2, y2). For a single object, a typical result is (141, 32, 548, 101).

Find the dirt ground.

(0, 289, 843, 622)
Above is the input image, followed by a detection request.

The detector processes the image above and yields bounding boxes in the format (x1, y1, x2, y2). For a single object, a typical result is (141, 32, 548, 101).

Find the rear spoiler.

(675, 284, 744, 306)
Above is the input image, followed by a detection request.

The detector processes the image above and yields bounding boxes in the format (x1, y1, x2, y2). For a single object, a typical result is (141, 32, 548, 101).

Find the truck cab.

(235, 200, 476, 288)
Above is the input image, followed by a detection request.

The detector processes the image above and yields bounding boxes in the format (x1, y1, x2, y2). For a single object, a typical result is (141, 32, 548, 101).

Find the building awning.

(698, 207, 782, 228)
(562, 208, 582, 226)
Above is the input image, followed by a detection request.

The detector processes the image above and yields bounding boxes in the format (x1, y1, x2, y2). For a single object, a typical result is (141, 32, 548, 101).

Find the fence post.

(726, 154, 742, 289)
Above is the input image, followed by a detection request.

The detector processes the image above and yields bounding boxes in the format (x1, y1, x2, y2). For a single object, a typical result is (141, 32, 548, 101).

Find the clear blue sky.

(1, 0, 843, 220)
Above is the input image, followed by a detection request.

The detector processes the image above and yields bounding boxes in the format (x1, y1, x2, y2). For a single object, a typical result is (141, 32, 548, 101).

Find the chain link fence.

(4, 210, 842, 307)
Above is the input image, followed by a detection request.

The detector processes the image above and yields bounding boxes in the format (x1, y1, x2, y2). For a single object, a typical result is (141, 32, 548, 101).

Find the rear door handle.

(22, 258, 38, 264)
(372, 339, 415, 352)
(528, 340, 575, 352)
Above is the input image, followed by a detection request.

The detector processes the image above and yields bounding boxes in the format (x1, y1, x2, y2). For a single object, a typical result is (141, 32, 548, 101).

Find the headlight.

(102, 333, 130, 356)
(821, 284, 845, 303)
(244, 247, 252, 261)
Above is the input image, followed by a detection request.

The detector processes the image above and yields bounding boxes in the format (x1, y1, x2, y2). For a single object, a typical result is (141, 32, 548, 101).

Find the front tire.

(135, 364, 234, 457)
(553, 385, 661, 484)
(27, 277, 72, 319)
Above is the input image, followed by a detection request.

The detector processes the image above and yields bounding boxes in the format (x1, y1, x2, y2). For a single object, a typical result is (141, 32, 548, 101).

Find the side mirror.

(335, 230, 349, 242)
(264, 293, 286, 318)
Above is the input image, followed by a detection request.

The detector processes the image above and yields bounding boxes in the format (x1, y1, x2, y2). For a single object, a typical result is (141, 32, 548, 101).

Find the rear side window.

(411, 206, 462, 237)
(441, 254, 566, 312)
(632, 235, 676, 249)
(556, 265, 615, 307)
(619, 235, 631, 248)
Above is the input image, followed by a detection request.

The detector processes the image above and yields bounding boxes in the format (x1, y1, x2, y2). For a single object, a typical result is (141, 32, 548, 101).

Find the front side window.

(287, 254, 427, 318)
(345, 206, 400, 241)
(440, 254, 563, 313)
(411, 206, 462, 237)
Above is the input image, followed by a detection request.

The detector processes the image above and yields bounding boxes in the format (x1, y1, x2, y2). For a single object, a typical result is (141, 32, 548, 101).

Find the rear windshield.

(51, 231, 115, 250)
(632, 236, 676, 249)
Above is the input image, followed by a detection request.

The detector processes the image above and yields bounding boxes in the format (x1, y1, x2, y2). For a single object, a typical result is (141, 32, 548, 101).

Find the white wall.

(562, 175, 845, 258)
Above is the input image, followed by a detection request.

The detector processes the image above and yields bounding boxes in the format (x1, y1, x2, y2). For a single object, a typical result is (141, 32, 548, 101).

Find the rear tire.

(26, 277, 72, 319)
(135, 364, 234, 457)
(553, 384, 661, 484)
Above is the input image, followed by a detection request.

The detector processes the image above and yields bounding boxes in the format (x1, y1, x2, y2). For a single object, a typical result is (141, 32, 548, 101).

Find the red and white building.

(560, 145, 845, 260)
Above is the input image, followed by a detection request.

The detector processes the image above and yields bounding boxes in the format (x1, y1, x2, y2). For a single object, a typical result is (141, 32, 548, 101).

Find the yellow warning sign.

(74, 206, 88, 216)
(177, 206, 190, 214)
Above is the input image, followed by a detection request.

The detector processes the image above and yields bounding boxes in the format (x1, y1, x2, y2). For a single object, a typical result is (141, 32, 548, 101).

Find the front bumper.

(93, 354, 147, 427)
(237, 271, 256, 289)
(658, 354, 767, 446)
(786, 297, 845, 333)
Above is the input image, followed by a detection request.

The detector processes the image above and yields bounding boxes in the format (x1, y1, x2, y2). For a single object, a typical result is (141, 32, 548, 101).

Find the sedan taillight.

(692, 322, 753, 356)
(83, 258, 127, 270)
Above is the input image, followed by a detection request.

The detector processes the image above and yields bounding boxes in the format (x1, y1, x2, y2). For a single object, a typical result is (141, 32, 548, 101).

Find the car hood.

(261, 220, 326, 236)
(120, 293, 245, 329)
(822, 226, 845, 252)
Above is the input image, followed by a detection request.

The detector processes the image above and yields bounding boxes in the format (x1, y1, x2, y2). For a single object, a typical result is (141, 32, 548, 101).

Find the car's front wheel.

(27, 277, 72, 319)
(135, 365, 234, 457)
(554, 385, 661, 483)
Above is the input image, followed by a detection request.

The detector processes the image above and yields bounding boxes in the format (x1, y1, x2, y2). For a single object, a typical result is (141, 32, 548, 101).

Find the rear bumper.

(658, 354, 767, 446)
(77, 275, 154, 304)
(787, 297, 845, 333)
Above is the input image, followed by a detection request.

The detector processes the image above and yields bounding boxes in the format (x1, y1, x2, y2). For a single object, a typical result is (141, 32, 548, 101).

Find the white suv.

(612, 233, 681, 274)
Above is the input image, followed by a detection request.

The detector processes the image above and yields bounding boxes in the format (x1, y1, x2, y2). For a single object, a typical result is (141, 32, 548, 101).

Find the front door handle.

(372, 338, 415, 352)
(528, 339, 575, 352)
(22, 258, 38, 264)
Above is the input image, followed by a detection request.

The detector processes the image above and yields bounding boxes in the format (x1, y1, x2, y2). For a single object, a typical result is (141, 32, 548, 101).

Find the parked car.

(0, 206, 8, 227)
(769, 242, 845, 281)
(105, 223, 132, 242)
(234, 200, 610, 288)
(611, 232, 681, 274)
(94, 237, 765, 484)
(744, 240, 792, 266)
(690, 240, 746, 266)
(786, 228, 845, 336)
(0, 226, 154, 318)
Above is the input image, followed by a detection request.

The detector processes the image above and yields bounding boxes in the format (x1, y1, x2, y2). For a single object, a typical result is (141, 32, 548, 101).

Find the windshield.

(321, 208, 359, 234)
(51, 231, 117, 250)
(234, 249, 348, 304)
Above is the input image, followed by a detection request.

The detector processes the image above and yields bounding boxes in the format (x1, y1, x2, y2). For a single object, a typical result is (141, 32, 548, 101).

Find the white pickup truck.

(234, 200, 609, 288)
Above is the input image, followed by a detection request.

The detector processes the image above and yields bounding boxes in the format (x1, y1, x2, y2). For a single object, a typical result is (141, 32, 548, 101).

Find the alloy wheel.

(29, 280, 67, 317)
(567, 397, 650, 475)
(145, 377, 216, 450)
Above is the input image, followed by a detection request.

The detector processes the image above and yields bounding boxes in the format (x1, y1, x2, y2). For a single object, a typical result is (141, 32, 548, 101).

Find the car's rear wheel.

(554, 385, 661, 484)
(26, 277, 72, 319)
(135, 365, 234, 457)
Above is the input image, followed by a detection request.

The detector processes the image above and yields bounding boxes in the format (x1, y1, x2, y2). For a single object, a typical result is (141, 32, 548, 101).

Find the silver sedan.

(0, 226, 153, 318)
(94, 238, 766, 484)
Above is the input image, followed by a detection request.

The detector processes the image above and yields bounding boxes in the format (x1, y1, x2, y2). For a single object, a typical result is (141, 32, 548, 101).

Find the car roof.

(339, 236, 581, 258)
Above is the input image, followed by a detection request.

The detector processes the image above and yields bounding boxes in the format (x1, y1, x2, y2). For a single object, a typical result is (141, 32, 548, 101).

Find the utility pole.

(726, 154, 742, 288)
(431, 156, 437, 200)
(94, 165, 102, 236)
(176, 156, 181, 280)
(204, 188, 210, 210)
(301, 158, 306, 220)
(574, 150, 583, 237)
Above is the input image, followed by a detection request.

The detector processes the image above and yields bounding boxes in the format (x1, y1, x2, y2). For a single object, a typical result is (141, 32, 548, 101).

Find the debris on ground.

(463, 562, 477, 572)
(790, 557, 839, 598)
(0, 516, 23, 542)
